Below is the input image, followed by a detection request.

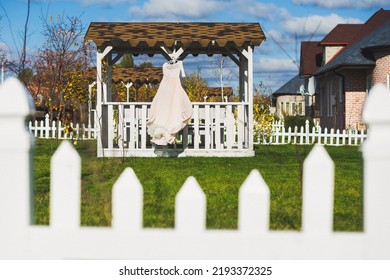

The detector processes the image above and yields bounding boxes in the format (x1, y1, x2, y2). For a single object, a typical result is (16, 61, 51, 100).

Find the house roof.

(300, 41, 322, 77)
(86, 67, 163, 84)
(207, 87, 233, 96)
(320, 24, 362, 45)
(353, 9, 390, 43)
(273, 74, 304, 96)
(315, 19, 390, 75)
(84, 22, 266, 55)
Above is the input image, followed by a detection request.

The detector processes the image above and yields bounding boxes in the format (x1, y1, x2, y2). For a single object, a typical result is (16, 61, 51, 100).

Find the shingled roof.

(300, 41, 322, 77)
(273, 74, 304, 96)
(86, 67, 162, 84)
(320, 24, 363, 45)
(85, 22, 265, 54)
(315, 19, 390, 75)
(207, 87, 233, 97)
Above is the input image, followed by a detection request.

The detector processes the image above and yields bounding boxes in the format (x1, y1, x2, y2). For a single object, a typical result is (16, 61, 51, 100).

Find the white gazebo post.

(96, 46, 113, 156)
(239, 45, 254, 150)
(88, 81, 96, 130)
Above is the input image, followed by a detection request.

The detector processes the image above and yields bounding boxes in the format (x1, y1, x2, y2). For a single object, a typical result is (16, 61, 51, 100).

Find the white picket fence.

(28, 110, 366, 147)
(1, 77, 390, 259)
(256, 120, 367, 146)
(28, 113, 97, 140)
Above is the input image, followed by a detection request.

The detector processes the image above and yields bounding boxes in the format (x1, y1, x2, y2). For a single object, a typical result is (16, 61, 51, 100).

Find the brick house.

(300, 9, 390, 130)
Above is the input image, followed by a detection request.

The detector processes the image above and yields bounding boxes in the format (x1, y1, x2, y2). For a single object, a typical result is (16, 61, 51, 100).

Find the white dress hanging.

(147, 60, 192, 145)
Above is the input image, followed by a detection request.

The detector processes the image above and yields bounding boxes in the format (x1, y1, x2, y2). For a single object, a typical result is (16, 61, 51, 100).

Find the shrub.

(284, 115, 315, 130)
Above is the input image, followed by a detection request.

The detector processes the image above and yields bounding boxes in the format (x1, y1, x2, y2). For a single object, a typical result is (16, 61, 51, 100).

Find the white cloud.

(254, 57, 299, 73)
(282, 13, 362, 36)
(129, 0, 222, 19)
(80, 0, 134, 4)
(292, 0, 390, 8)
(243, 2, 290, 20)
(266, 29, 297, 45)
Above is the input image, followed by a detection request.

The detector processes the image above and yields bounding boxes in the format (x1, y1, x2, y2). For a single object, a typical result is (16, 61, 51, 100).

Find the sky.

(0, 0, 389, 93)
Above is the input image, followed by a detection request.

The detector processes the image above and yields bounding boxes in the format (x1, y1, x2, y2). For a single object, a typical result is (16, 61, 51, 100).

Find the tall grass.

(33, 139, 363, 231)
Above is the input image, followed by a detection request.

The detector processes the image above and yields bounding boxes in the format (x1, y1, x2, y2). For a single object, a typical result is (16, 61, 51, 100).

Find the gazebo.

(84, 22, 266, 157)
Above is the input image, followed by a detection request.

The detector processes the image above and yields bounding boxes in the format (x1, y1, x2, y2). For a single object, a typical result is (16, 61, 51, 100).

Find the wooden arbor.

(85, 22, 266, 157)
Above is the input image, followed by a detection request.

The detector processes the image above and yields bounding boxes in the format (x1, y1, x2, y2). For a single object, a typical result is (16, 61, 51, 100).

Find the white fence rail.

(99, 101, 252, 157)
(28, 110, 366, 147)
(1, 78, 390, 259)
(28, 113, 97, 140)
(255, 120, 367, 146)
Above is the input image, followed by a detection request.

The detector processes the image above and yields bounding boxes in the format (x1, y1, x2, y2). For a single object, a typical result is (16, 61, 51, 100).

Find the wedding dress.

(147, 60, 192, 145)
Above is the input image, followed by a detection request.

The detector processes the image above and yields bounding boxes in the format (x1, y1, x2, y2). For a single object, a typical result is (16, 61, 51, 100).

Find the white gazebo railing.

(98, 102, 253, 157)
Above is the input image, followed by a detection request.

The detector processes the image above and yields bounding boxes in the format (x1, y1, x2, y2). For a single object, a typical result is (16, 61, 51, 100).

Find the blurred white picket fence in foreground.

(255, 120, 367, 146)
(1, 78, 390, 259)
(28, 113, 97, 140)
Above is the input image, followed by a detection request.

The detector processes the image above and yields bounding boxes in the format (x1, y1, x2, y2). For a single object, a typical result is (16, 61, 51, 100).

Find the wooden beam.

(111, 53, 124, 65)
(224, 46, 241, 67)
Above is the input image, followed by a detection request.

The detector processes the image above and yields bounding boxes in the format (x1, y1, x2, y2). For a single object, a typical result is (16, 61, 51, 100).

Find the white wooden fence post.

(45, 113, 50, 138)
(112, 167, 143, 231)
(238, 169, 270, 233)
(302, 144, 334, 234)
(0, 78, 35, 229)
(362, 83, 390, 235)
(175, 176, 206, 232)
(50, 141, 81, 228)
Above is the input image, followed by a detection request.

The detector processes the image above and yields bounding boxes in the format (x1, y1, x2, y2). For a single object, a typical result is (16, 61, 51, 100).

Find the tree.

(33, 13, 89, 122)
(252, 81, 274, 143)
(183, 70, 208, 102)
(138, 61, 153, 68)
(0, 48, 7, 83)
(116, 53, 134, 68)
(210, 54, 234, 102)
(62, 69, 92, 124)
(0, 0, 32, 86)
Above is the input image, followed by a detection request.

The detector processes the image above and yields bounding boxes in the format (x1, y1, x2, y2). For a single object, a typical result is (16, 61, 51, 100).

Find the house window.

(367, 75, 372, 94)
(286, 102, 290, 115)
(280, 102, 284, 116)
(298, 102, 303, 115)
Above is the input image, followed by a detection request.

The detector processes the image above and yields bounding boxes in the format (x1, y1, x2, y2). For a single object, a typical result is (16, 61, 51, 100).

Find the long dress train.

(146, 60, 192, 145)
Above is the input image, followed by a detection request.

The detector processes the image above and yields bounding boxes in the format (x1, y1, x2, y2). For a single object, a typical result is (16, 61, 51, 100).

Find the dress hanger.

(169, 57, 177, 64)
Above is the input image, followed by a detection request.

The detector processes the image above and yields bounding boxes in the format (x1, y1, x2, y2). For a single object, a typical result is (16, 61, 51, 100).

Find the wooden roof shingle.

(85, 22, 265, 52)
(86, 67, 162, 84)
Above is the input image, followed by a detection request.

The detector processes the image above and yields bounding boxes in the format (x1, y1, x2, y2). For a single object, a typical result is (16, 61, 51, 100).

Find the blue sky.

(0, 0, 389, 92)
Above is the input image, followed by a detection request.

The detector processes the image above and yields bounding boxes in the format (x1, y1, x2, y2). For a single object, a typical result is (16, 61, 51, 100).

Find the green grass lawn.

(33, 139, 363, 231)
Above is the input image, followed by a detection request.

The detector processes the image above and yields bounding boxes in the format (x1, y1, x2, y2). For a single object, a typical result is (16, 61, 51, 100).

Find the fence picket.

(238, 170, 270, 233)
(175, 176, 206, 232)
(112, 167, 143, 231)
(259, 120, 367, 146)
(28, 115, 97, 140)
(362, 83, 390, 235)
(302, 144, 334, 234)
(50, 141, 81, 229)
(0, 78, 34, 229)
